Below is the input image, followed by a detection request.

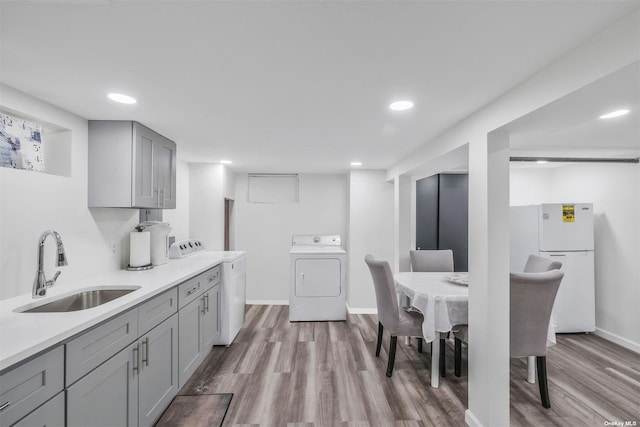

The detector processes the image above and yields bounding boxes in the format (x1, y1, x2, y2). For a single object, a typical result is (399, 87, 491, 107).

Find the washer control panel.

(169, 239, 205, 258)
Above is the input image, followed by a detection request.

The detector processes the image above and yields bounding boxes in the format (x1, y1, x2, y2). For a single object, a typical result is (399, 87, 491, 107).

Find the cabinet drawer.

(178, 266, 221, 309)
(203, 265, 221, 288)
(138, 288, 178, 336)
(66, 309, 138, 385)
(0, 346, 64, 427)
(12, 391, 65, 427)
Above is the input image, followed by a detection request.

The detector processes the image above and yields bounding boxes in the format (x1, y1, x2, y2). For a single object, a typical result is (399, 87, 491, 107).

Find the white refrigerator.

(510, 203, 595, 333)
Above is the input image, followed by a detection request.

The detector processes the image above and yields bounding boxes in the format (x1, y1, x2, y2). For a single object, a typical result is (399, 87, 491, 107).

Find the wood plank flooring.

(174, 305, 639, 426)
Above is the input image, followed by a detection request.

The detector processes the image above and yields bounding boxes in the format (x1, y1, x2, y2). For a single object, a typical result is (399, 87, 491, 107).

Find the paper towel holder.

(126, 226, 153, 271)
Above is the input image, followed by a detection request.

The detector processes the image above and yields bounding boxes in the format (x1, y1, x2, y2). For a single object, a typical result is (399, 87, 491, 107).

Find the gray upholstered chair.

(365, 255, 425, 377)
(523, 254, 562, 273)
(410, 249, 454, 272)
(410, 249, 454, 376)
(454, 254, 563, 375)
(454, 266, 564, 409)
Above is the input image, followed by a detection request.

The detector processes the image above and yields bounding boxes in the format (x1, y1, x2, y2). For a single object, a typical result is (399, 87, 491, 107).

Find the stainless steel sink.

(18, 287, 140, 313)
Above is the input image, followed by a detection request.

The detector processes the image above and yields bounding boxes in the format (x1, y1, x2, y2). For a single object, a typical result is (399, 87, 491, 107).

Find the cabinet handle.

(143, 337, 150, 367)
(186, 283, 200, 295)
(217, 292, 220, 332)
(301, 273, 305, 284)
(205, 294, 209, 312)
(133, 346, 140, 373)
(201, 296, 206, 314)
(0, 401, 10, 412)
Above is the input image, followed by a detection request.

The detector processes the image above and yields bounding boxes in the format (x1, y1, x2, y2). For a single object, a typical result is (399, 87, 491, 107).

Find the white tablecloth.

(394, 272, 469, 343)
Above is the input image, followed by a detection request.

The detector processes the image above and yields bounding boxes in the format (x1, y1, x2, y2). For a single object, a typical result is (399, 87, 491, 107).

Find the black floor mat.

(155, 393, 232, 427)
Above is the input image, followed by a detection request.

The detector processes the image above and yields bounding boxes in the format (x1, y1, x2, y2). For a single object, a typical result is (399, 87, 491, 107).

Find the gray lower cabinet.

(67, 314, 179, 427)
(12, 392, 65, 427)
(138, 314, 178, 427)
(67, 341, 138, 427)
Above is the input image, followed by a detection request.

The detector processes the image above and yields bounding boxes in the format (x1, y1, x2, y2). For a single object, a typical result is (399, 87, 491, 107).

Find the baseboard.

(346, 303, 377, 314)
(246, 299, 289, 306)
(595, 327, 640, 354)
(464, 409, 484, 427)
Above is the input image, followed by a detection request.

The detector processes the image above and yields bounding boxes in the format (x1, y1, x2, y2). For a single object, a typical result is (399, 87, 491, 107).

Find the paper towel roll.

(130, 231, 151, 267)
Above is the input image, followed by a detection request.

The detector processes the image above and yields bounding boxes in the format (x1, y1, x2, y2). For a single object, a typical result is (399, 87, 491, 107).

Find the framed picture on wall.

(0, 113, 45, 172)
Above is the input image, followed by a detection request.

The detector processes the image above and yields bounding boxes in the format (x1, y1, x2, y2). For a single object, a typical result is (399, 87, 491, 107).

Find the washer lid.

(292, 235, 341, 247)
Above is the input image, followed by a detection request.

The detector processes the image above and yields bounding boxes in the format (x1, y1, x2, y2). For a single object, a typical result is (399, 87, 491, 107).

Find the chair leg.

(375, 322, 384, 357)
(537, 356, 551, 408)
(386, 336, 398, 377)
(440, 338, 446, 377)
(417, 338, 423, 353)
(454, 337, 462, 377)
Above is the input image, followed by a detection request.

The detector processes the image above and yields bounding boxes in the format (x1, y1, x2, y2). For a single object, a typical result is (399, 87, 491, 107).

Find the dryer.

(289, 235, 346, 322)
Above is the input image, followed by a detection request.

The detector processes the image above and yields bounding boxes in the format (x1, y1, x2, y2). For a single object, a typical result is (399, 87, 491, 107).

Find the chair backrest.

(364, 255, 400, 332)
(410, 249, 454, 272)
(523, 254, 562, 273)
(510, 269, 564, 357)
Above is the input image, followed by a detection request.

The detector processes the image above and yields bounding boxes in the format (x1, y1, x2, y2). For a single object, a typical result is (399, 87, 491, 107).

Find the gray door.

(67, 342, 138, 427)
(415, 174, 468, 272)
(139, 314, 179, 427)
(438, 174, 468, 272)
(202, 286, 220, 350)
(415, 174, 439, 250)
(133, 122, 157, 208)
(156, 136, 177, 209)
(178, 297, 204, 388)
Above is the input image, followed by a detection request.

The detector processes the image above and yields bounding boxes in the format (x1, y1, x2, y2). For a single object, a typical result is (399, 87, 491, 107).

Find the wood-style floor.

(176, 305, 639, 426)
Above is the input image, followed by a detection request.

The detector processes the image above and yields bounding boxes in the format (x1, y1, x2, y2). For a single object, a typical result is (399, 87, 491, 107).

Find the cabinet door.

(138, 314, 179, 427)
(0, 346, 64, 427)
(12, 392, 64, 427)
(156, 136, 177, 209)
(133, 122, 158, 208)
(67, 342, 138, 427)
(202, 285, 220, 350)
(178, 298, 204, 388)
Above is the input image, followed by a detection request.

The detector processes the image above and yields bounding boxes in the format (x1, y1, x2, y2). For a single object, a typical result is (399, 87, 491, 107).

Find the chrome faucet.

(33, 230, 68, 298)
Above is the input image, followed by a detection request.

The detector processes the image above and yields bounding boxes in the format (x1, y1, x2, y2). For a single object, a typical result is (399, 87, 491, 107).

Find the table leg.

(527, 356, 536, 383)
(402, 293, 412, 346)
(431, 340, 440, 388)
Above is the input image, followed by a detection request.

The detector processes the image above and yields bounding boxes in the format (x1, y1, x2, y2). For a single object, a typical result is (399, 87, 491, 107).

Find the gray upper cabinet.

(88, 121, 177, 209)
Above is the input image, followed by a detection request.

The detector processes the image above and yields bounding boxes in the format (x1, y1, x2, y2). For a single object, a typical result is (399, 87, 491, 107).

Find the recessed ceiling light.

(220, 160, 232, 164)
(536, 160, 548, 164)
(389, 100, 414, 111)
(107, 93, 137, 104)
(350, 162, 362, 166)
(599, 109, 629, 119)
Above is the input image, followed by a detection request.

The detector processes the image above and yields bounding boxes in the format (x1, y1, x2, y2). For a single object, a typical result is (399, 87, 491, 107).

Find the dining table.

(394, 271, 554, 389)
(394, 271, 469, 388)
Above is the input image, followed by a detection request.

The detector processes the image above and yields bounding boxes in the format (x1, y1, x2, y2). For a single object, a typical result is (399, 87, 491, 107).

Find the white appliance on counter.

(169, 240, 247, 346)
(139, 221, 172, 265)
(510, 203, 595, 333)
(289, 235, 346, 322)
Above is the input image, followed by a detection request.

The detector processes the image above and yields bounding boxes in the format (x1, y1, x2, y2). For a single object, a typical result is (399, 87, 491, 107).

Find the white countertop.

(0, 251, 225, 372)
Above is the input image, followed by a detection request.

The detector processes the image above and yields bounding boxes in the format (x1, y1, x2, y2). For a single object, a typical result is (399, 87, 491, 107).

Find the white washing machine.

(289, 235, 346, 322)
(213, 251, 246, 346)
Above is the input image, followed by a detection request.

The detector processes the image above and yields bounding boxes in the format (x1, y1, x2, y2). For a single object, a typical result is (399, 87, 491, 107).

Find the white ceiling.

(508, 61, 640, 160)
(1, 1, 638, 173)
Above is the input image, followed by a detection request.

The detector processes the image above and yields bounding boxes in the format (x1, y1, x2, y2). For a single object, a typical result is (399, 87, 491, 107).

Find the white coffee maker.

(139, 221, 172, 265)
